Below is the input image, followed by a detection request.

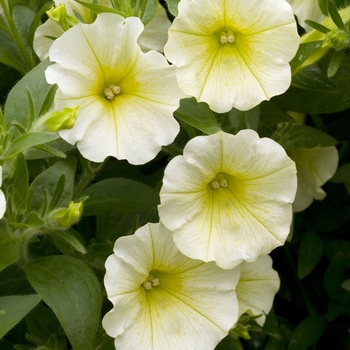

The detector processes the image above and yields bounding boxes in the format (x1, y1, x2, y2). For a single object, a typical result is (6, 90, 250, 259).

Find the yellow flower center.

(104, 84, 121, 100)
(210, 173, 228, 189)
(142, 274, 160, 290)
(220, 31, 235, 44)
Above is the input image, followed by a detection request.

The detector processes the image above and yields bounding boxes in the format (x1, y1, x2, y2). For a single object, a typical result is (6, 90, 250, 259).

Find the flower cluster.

(27, 0, 340, 348)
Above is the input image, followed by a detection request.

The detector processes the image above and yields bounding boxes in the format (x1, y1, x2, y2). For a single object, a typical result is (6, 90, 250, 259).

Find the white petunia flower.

(0, 166, 6, 219)
(164, 0, 299, 112)
(236, 255, 280, 327)
(288, 146, 339, 212)
(45, 13, 184, 164)
(158, 130, 297, 269)
(102, 222, 240, 350)
(286, 0, 325, 31)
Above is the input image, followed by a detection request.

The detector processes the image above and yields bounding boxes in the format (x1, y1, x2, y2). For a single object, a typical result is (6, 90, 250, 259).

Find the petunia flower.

(102, 222, 240, 350)
(235, 255, 280, 327)
(164, 0, 299, 113)
(158, 130, 297, 269)
(286, 0, 325, 31)
(288, 146, 339, 212)
(45, 13, 184, 164)
(0, 166, 5, 219)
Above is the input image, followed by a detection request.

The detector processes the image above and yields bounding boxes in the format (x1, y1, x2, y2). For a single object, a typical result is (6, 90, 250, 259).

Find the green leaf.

(341, 278, 350, 291)
(328, 0, 345, 29)
(272, 123, 337, 151)
(26, 256, 102, 350)
(331, 162, 350, 194)
(23, 212, 45, 228)
(304, 20, 331, 34)
(0, 44, 25, 73)
(0, 294, 41, 339)
(50, 228, 87, 255)
(312, 205, 350, 232)
(318, 0, 329, 16)
(288, 314, 327, 350)
(1, 132, 59, 160)
(10, 153, 29, 212)
(75, 1, 121, 15)
(4, 58, 53, 129)
(0, 239, 18, 272)
(174, 97, 222, 135)
(164, 0, 180, 16)
(139, 0, 158, 24)
(290, 41, 324, 74)
(297, 231, 324, 279)
(11, 4, 37, 72)
(273, 54, 350, 114)
(82, 178, 160, 216)
(324, 254, 346, 298)
(227, 105, 260, 133)
(27, 1, 54, 50)
(25, 303, 67, 348)
(328, 49, 345, 77)
(27, 158, 76, 214)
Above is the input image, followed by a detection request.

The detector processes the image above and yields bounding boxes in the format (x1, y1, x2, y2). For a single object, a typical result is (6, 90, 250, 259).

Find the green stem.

(0, 0, 36, 73)
(73, 159, 106, 199)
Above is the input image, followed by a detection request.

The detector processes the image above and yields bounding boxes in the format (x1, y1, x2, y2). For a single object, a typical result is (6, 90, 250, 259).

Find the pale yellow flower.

(45, 13, 184, 164)
(102, 222, 240, 350)
(288, 146, 339, 212)
(236, 255, 280, 326)
(164, 0, 299, 112)
(158, 130, 297, 269)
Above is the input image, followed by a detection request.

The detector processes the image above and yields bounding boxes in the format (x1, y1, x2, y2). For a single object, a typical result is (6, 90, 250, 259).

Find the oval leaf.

(288, 314, 327, 350)
(0, 240, 18, 272)
(174, 97, 222, 135)
(82, 178, 160, 216)
(27, 158, 76, 214)
(25, 255, 102, 350)
(297, 231, 323, 279)
(1, 132, 59, 159)
(0, 294, 41, 339)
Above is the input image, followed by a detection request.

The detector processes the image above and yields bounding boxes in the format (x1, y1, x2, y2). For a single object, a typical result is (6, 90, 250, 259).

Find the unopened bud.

(51, 201, 83, 228)
(47, 4, 79, 31)
(35, 106, 79, 133)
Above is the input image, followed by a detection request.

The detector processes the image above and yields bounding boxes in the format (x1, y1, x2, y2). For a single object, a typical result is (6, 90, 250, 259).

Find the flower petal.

(286, 0, 325, 31)
(289, 146, 339, 212)
(236, 255, 280, 326)
(138, 5, 171, 53)
(159, 130, 297, 269)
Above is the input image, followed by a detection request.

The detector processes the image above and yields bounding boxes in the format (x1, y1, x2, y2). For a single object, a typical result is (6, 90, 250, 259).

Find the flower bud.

(47, 4, 79, 31)
(34, 106, 79, 133)
(51, 201, 83, 228)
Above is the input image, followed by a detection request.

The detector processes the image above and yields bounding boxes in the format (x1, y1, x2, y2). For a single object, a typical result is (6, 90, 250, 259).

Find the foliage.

(1, 0, 350, 349)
